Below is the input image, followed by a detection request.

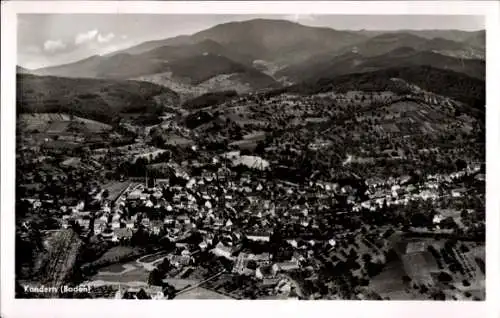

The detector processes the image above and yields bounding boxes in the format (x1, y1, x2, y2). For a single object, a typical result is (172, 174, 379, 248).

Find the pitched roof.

(114, 228, 133, 239)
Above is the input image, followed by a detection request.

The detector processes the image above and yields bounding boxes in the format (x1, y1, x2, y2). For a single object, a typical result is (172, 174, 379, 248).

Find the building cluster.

(353, 163, 482, 214)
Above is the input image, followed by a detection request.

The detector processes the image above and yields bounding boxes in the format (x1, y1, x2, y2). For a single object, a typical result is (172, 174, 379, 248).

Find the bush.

(437, 271, 453, 283)
(402, 275, 411, 283)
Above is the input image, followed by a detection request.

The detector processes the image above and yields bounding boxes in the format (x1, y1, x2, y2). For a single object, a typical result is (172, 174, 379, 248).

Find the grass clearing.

(176, 287, 233, 299)
(102, 181, 131, 202)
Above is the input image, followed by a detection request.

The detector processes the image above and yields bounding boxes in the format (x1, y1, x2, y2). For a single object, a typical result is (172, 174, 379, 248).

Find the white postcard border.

(1, 1, 499, 318)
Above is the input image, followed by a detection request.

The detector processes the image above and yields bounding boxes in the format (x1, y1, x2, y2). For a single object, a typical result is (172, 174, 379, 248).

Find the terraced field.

(18, 113, 112, 133)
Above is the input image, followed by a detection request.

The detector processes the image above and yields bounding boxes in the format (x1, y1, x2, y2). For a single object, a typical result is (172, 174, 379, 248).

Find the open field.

(98, 264, 137, 275)
(102, 181, 132, 202)
(92, 265, 149, 283)
(87, 246, 145, 268)
(165, 136, 194, 147)
(164, 278, 199, 290)
(368, 260, 422, 300)
(19, 113, 112, 133)
(401, 251, 438, 285)
(99, 263, 128, 273)
(175, 287, 234, 299)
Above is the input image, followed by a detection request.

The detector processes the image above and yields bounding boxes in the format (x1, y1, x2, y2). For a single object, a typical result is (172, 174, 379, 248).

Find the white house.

(246, 232, 271, 242)
(433, 214, 444, 224)
(211, 242, 233, 259)
(451, 188, 466, 198)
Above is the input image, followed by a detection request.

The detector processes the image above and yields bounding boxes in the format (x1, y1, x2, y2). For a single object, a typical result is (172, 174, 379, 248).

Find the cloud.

(97, 32, 115, 43)
(43, 39, 66, 52)
(75, 29, 98, 45)
(121, 35, 128, 40)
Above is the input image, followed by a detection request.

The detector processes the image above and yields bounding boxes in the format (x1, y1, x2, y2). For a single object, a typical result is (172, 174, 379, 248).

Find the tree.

(162, 283, 176, 299)
(437, 271, 453, 283)
(148, 268, 164, 286)
(102, 189, 110, 199)
(402, 275, 412, 283)
(362, 253, 372, 264)
(158, 258, 171, 273)
(455, 158, 467, 170)
(419, 284, 429, 294)
(255, 141, 266, 155)
(432, 290, 446, 300)
(136, 288, 151, 299)
(459, 244, 470, 253)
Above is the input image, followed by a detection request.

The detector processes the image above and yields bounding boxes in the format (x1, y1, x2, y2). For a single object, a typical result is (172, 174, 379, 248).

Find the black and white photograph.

(2, 1, 499, 317)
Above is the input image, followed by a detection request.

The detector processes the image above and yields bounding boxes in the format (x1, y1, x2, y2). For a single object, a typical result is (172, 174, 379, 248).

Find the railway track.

(41, 230, 82, 288)
(175, 271, 225, 296)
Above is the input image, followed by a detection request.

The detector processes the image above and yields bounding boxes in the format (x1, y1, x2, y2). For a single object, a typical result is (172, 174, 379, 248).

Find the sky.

(17, 14, 485, 69)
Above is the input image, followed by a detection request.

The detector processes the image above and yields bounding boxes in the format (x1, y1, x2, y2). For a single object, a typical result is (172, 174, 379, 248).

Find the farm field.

(368, 260, 423, 300)
(165, 136, 194, 147)
(101, 181, 132, 202)
(18, 113, 112, 133)
(88, 246, 145, 268)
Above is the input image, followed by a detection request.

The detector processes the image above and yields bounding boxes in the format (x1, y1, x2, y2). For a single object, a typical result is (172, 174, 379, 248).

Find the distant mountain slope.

(118, 19, 367, 66)
(115, 34, 194, 55)
(17, 74, 179, 124)
(142, 39, 256, 66)
(134, 69, 278, 102)
(29, 19, 485, 100)
(129, 53, 279, 101)
(120, 26, 485, 59)
(357, 29, 484, 45)
(278, 46, 484, 83)
(33, 53, 168, 79)
(190, 19, 366, 65)
(284, 65, 485, 111)
(34, 19, 366, 82)
(17, 65, 32, 74)
(336, 32, 479, 57)
(165, 53, 277, 85)
(464, 31, 486, 49)
(33, 40, 279, 93)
